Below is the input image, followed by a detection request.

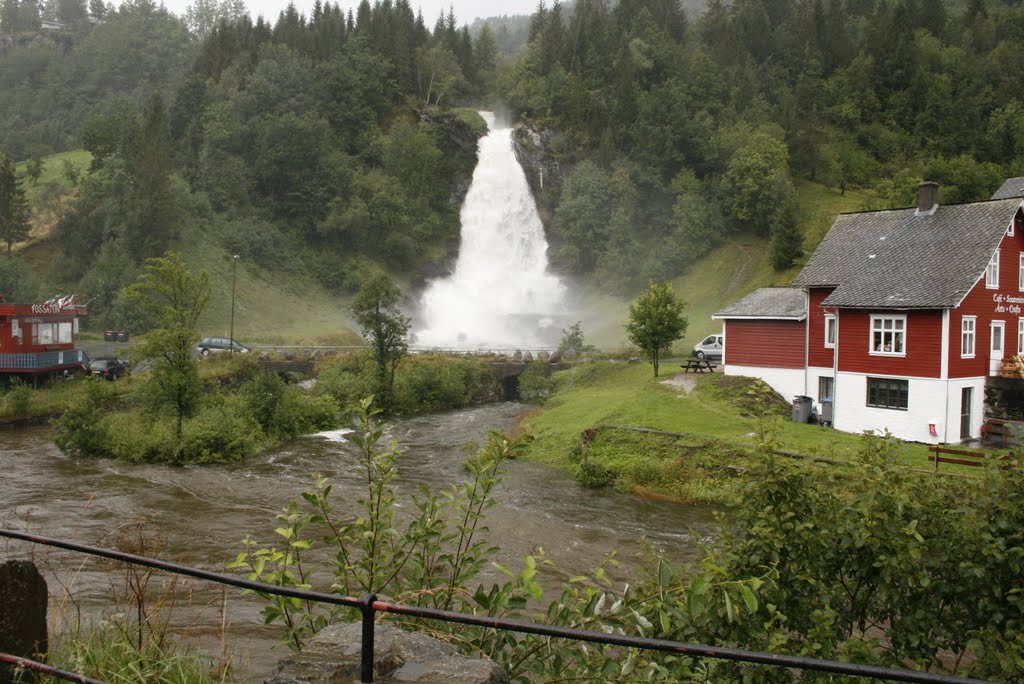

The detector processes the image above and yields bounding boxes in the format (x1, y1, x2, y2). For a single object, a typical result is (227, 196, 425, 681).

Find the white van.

(693, 334, 724, 360)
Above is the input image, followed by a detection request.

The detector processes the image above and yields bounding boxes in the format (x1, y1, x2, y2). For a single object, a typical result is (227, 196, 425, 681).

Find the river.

(0, 403, 719, 680)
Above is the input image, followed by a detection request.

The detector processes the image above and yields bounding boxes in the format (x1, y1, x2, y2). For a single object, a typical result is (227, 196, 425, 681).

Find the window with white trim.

(32, 323, 55, 345)
(818, 376, 834, 402)
(961, 316, 976, 357)
(1018, 254, 1024, 291)
(824, 314, 836, 348)
(1018, 318, 1024, 355)
(987, 249, 1000, 288)
(1010, 218, 1016, 237)
(867, 377, 908, 410)
(870, 315, 906, 355)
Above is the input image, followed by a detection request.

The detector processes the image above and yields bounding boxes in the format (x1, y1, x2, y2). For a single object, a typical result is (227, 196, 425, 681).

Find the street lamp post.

(230, 254, 239, 355)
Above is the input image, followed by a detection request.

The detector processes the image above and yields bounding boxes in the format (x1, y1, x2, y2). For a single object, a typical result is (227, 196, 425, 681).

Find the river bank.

(515, 360, 967, 504)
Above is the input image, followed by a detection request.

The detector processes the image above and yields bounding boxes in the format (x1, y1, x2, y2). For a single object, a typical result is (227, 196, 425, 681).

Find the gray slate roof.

(992, 177, 1024, 200)
(793, 198, 1023, 309)
(713, 287, 806, 319)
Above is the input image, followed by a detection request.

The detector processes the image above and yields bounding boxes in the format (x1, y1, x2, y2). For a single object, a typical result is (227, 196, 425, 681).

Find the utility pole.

(229, 254, 239, 354)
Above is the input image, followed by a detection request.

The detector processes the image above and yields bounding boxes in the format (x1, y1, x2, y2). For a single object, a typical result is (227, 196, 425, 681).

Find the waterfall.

(415, 112, 567, 349)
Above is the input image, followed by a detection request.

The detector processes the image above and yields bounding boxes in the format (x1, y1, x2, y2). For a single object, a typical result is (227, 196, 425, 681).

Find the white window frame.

(1018, 254, 1024, 291)
(870, 315, 906, 356)
(818, 375, 834, 402)
(824, 314, 836, 349)
(987, 249, 1000, 288)
(33, 322, 55, 345)
(1018, 318, 1024, 356)
(961, 316, 976, 358)
(1009, 218, 1016, 237)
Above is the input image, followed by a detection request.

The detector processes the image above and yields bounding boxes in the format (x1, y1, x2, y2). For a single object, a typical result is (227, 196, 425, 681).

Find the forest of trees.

(502, 0, 1024, 285)
(2, 0, 1024, 322)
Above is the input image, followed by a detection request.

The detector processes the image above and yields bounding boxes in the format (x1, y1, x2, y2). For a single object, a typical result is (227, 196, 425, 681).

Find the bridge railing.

(0, 350, 87, 371)
(0, 528, 988, 684)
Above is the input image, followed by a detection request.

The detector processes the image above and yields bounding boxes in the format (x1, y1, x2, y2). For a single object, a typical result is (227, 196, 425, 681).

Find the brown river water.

(0, 403, 719, 681)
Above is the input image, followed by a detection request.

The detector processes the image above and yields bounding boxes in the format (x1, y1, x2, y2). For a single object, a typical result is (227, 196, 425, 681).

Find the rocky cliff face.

(411, 110, 484, 287)
(512, 122, 571, 263)
(417, 110, 481, 211)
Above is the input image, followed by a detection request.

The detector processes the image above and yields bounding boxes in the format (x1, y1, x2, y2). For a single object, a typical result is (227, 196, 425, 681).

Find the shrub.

(576, 458, 614, 487)
(2, 377, 32, 418)
(101, 397, 259, 465)
(516, 362, 551, 403)
(391, 354, 499, 412)
(315, 352, 377, 410)
(52, 378, 113, 456)
(318, 353, 499, 414)
(269, 385, 340, 437)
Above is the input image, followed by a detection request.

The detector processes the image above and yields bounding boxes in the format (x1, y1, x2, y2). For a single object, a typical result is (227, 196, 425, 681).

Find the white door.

(991, 320, 1005, 376)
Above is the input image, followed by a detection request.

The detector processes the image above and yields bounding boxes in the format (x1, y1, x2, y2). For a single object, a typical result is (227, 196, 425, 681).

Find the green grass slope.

(517, 361, 977, 504)
(180, 225, 362, 346)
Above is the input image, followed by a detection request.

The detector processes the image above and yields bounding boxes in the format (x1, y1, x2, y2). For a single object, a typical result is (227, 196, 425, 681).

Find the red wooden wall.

(725, 319, 805, 368)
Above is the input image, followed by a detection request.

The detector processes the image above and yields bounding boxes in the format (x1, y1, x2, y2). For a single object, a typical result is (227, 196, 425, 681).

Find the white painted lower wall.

(832, 372, 987, 444)
(723, 364, 806, 403)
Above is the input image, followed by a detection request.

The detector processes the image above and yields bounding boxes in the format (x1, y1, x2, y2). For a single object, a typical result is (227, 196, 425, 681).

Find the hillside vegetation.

(2, 0, 1022, 345)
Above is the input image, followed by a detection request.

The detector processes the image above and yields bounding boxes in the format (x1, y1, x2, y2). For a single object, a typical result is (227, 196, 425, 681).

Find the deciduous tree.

(351, 274, 410, 413)
(122, 253, 209, 440)
(626, 280, 687, 377)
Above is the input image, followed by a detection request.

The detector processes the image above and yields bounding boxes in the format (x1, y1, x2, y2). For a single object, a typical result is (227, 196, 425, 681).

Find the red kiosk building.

(0, 295, 88, 379)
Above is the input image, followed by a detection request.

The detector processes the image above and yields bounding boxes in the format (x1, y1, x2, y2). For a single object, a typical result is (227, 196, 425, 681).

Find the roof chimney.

(915, 181, 939, 216)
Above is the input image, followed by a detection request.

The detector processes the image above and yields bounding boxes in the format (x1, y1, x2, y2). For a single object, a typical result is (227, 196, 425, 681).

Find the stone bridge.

(255, 347, 569, 400)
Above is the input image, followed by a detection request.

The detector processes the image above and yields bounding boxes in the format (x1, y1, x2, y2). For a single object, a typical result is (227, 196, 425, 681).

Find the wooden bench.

(928, 445, 1008, 470)
(681, 359, 717, 373)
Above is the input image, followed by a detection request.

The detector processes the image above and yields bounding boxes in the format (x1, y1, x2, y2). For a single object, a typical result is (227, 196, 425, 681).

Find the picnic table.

(681, 358, 717, 373)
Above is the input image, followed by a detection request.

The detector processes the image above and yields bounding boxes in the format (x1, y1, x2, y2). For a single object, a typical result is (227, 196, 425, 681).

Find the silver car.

(196, 337, 250, 356)
(693, 334, 724, 360)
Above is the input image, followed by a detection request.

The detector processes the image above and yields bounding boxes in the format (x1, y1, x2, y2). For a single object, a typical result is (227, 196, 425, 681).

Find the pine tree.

(0, 154, 30, 258)
(770, 202, 803, 270)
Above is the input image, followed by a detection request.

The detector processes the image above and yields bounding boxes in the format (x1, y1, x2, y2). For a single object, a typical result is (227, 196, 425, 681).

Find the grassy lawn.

(517, 360, 986, 504)
(15, 150, 92, 202)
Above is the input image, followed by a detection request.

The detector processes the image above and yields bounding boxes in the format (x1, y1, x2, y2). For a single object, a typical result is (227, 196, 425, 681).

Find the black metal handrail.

(0, 652, 103, 684)
(0, 529, 990, 684)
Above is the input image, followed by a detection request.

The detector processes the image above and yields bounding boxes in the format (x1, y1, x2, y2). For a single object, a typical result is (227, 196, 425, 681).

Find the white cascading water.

(415, 112, 567, 349)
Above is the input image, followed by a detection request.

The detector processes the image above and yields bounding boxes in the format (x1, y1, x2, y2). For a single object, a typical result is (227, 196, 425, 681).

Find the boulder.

(269, 623, 506, 684)
(0, 560, 48, 683)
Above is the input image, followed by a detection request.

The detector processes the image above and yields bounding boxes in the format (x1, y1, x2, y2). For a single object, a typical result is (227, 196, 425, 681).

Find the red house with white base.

(0, 295, 88, 378)
(714, 179, 1024, 444)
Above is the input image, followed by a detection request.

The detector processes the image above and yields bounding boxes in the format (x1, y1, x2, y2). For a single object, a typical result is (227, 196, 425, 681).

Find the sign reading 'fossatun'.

(30, 304, 65, 314)
(993, 293, 1024, 316)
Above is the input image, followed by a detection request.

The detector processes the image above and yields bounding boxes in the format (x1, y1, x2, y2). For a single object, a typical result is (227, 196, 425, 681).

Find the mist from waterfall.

(415, 112, 567, 349)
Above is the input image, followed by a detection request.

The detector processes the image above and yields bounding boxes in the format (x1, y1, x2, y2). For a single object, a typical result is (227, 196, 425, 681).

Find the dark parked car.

(89, 357, 128, 380)
(196, 337, 250, 356)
